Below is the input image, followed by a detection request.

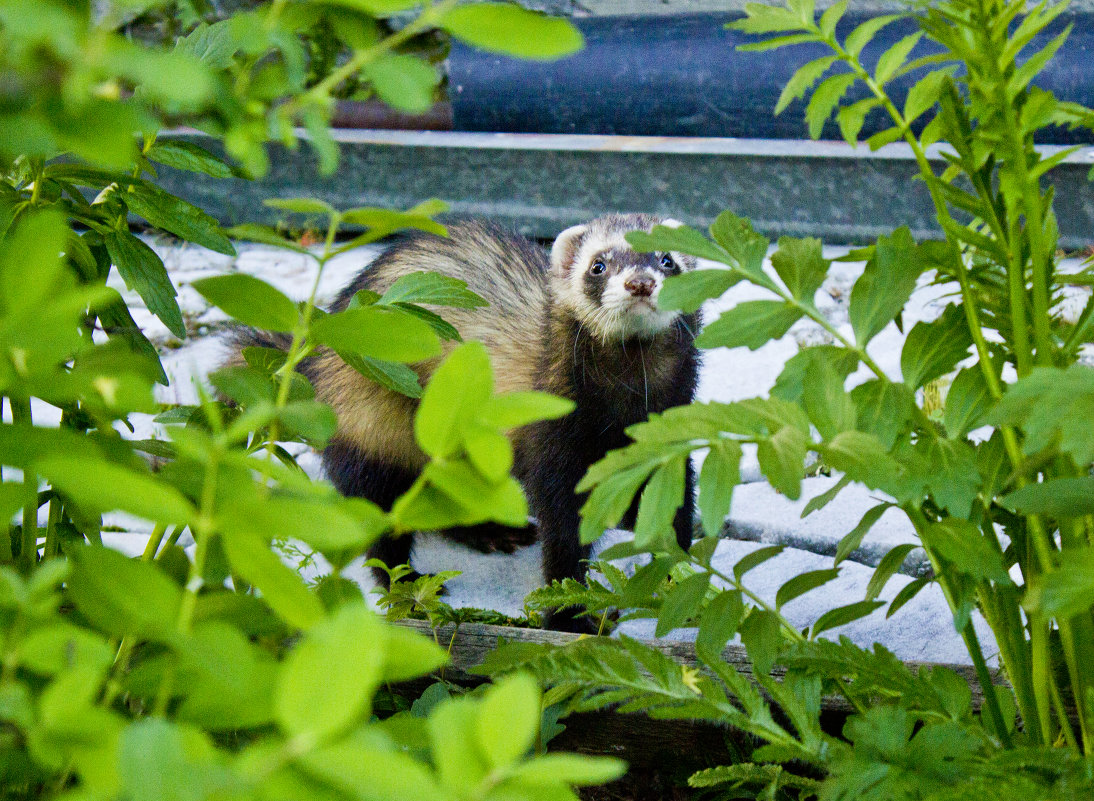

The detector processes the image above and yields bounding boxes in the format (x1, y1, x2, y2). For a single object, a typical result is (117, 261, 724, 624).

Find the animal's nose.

(624, 273, 655, 297)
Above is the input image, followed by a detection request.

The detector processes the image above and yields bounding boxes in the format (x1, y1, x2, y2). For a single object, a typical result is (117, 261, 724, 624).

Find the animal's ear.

(551, 224, 588, 275)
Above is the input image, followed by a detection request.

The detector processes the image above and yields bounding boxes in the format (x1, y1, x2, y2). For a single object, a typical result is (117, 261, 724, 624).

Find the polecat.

(233, 215, 701, 628)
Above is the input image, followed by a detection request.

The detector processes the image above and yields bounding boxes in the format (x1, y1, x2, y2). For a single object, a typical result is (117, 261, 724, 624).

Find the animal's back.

(305, 220, 551, 471)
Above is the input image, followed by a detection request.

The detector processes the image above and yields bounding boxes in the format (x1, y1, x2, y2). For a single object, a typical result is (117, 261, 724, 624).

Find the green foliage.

(512, 0, 1094, 797)
(0, 1, 618, 799)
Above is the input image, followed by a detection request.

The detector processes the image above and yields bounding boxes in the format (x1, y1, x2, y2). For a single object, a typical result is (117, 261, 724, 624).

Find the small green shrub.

(501, 0, 1094, 797)
(0, 1, 627, 799)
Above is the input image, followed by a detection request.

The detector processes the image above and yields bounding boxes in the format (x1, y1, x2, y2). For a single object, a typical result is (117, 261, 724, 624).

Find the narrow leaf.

(104, 231, 185, 338)
(193, 274, 298, 332)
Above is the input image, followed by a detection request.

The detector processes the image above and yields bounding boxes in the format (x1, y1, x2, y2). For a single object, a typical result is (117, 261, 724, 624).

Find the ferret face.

(549, 214, 697, 341)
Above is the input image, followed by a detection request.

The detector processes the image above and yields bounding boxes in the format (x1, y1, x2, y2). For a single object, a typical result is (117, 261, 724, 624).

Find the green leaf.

(772, 346, 859, 405)
(389, 303, 461, 341)
(322, 0, 423, 15)
(123, 183, 234, 256)
(363, 54, 438, 114)
(757, 425, 808, 499)
(805, 73, 856, 139)
(221, 529, 324, 631)
(380, 625, 448, 683)
(848, 227, 924, 347)
(303, 737, 445, 799)
(770, 236, 828, 302)
(38, 455, 194, 526)
(173, 622, 277, 731)
(836, 97, 883, 145)
(1001, 477, 1094, 518)
(68, 546, 182, 639)
(874, 31, 922, 85)
(264, 197, 336, 216)
(818, 431, 898, 491)
(476, 673, 539, 768)
(734, 545, 785, 583)
(276, 604, 385, 739)
(801, 354, 856, 440)
(776, 568, 840, 609)
(312, 307, 440, 362)
(812, 600, 884, 637)
(802, 473, 850, 517)
(463, 424, 512, 482)
(944, 366, 992, 438)
(658, 269, 740, 314)
(441, 3, 584, 60)
(708, 211, 770, 283)
(19, 624, 113, 676)
(104, 231, 185, 338)
(698, 440, 741, 537)
(478, 392, 575, 430)
(904, 69, 950, 124)
(1024, 548, 1094, 619)
(579, 463, 658, 545)
(510, 753, 627, 786)
(740, 608, 782, 674)
(415, 342, 492, 459)
(697, 589, 745, 653)
(147, 139, 233, 178)
(729, 4, 810, 34)
(340, 203, 447, 237)
(695, 300, 803, 350)
(342, 353, 422, 398)
(987, 365, 1094, 465)
(834, 503, 890, 565)
(118, 719, 224, 801)
(904, 437, 980, 518)
(225, 223, 310, 254)
(175, 20, 238, 68)
(775, 55, 838, 116)
(626, 223, 735, 265)
(380, 271, 488, 308)
(192, 274, 299, 332)
(1012, 26, 1070, 95)
(217, 492, 385, 554)
(887, 576, 929, 617)
(634, 454, 687, 550)
(900, 303, 972, 390)
(656, 572, 711, 636)
(865, 543, 919, 601)
(844, 13, 903, 59)
(921, 519, 1009, 584)
(818, 0, 847, 38)
(850, 380, 915, 449)
(429, 696, 490, 792)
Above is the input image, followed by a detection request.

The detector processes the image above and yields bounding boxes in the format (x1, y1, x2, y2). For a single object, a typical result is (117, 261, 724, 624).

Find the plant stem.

(153, 444, 219, 716)
(10, 398, 37, 573)
(961, 619, 1012, 748)
(278, 0, 460, 121)
(142, 523, 168, 562)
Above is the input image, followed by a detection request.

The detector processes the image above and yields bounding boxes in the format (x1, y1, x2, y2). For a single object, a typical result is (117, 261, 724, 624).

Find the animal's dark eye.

(660, 254, 675, 271)
(590, 261, 606, 276)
